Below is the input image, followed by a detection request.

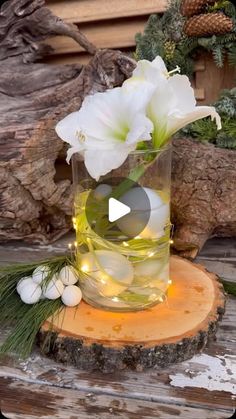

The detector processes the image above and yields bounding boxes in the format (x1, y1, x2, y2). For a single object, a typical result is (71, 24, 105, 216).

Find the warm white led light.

(81, 264, 89, 273)
(112, 297, 119, 302)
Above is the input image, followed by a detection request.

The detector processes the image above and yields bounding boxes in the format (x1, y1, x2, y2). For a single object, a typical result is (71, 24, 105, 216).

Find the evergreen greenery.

(135, 0, 236, 77)
(0, 256, 72, 357)
(181, 88, 236, 149)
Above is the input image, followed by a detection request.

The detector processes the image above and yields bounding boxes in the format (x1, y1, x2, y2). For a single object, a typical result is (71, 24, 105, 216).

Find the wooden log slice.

(39, 256, 225, 372)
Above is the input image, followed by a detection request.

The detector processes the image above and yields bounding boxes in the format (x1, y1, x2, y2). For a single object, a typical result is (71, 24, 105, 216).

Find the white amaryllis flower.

(125, 57, 221, 148)
(55, 84, 154, 180)
(127, 56, 170, 86)
(147, 74, 221, 148)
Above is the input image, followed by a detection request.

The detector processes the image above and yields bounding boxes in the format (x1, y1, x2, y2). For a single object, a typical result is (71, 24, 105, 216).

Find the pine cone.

(181, 0, 216, 18)
(184, 12, 234, 37)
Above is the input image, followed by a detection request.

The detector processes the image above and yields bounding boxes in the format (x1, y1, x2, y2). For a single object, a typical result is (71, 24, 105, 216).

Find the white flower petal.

(131, 57, 168, 85)
(75, 86, 154, 146)
(147, 81, 175, 146)
(168, 75, 196, 112)
(66, 145, 84, 163)
(55, 112, 81, 146)
(77, 88, 123, 141)
(168, 106, 222, 136)
(121, 81, 156, 117)
(126, 114, 153, 145)
(84, 148, 131, 180)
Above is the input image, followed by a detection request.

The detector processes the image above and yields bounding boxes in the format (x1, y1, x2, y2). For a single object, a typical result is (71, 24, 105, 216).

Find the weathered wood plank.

(195, 53, 236, 105)
(198, 237, 236, 260)
(47, 0, 168, 23)
(196, 259, 236, 283)
(0, 297, 235, 413)
(46, 18, 146, 55)
(0, 235, 73, 264)
(0, 236, 235, 264)
(0, 238, 235, 417)
(194, 88, 205, 101)
(1, 377, 232, 419)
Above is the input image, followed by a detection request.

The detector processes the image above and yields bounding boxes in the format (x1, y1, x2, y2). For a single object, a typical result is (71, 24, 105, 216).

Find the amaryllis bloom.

(147, 74, 221, 148)
(126, 56, 170, 86)
(55, 55, 221, 178)
(55, 84, 154, 180)
(125, 57, 221, 148)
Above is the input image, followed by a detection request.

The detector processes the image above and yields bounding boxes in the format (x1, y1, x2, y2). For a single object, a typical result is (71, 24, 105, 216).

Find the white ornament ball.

(32, 265, 50, 285)
(134, 259, 164, 278)
(43, 276, 64, 300)
(80, 250, 134, 297)
(117, 187, 169, 239)
(59, 265, 78, 286)
(94, 184, 112, 200)
(61, 285, 82, 307)
(17, 277, 34, 295)
(20, 282, 42, 304)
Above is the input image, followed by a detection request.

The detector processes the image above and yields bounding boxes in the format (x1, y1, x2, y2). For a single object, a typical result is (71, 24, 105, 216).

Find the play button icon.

(85, 177, 151, 240)
(108, 198, 131, 222)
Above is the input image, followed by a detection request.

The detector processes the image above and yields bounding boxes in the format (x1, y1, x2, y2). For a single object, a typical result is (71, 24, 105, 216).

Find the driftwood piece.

(172, 138, 236, 257)
(0, 0, 135, 243)
(0, 1, 235, 255)
(39, 257, 225, 373)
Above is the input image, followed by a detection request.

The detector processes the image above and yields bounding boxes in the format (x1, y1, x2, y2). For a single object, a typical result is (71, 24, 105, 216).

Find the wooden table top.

(0, 236, 235, 418)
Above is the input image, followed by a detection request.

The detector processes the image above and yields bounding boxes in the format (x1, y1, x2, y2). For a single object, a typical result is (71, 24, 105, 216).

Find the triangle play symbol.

(108, 198, 131, 223)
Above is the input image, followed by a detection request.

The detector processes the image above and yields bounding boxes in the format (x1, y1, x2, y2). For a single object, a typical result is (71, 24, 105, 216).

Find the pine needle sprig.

(0, 298, 63, 358)
(0, 255, 72, 357)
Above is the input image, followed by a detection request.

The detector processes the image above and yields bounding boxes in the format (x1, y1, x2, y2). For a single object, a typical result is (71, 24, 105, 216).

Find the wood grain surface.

(47, 0, 168, 23)
(0, 238, 235, 418)
(39, 256, 225, 372)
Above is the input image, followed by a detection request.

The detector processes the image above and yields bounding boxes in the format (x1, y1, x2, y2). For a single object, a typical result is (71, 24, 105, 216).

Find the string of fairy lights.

(67, 216, 174, 306)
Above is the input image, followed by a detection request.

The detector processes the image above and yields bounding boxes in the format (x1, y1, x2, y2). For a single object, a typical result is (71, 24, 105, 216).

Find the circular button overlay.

(85, 177, 151, 241)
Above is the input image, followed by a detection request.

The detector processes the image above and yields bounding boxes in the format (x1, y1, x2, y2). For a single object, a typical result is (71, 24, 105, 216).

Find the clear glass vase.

(72, 145, 171, 312)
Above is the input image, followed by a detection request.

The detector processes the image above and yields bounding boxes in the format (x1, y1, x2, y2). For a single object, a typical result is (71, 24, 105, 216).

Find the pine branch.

(212, 45, 225, 67)
(0, 255, 72, 357)
(221, 279, 236, 296)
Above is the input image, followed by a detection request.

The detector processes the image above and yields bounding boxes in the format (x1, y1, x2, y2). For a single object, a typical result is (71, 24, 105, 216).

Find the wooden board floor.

(0, 236, 235, 418)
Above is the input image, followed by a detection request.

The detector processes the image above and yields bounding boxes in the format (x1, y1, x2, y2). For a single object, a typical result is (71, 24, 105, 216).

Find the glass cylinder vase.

(72, 145, 171, 312)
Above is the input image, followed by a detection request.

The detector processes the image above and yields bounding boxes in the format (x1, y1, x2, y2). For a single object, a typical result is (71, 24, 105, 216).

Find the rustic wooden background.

(45, 0, 236, 104)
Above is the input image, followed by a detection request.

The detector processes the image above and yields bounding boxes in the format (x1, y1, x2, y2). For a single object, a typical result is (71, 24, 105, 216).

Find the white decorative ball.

(134, 259, 164, 278)
(94, 184, 112, 200)
(117, 187, 169, 239)
(59, 266, 78, 286)
(134, 261, 169, 290)
(43, 276, 64, 300)
(32, 265, 50, 285)
(20, 282, 42, 304)
(61, 285, 82, 307)
(17, 277, 34, 295)
(80, 250, 134, 297)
